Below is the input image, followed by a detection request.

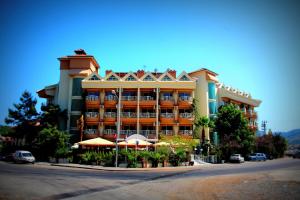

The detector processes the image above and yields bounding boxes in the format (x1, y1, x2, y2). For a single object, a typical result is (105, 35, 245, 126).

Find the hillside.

(281, 129, 300, 144)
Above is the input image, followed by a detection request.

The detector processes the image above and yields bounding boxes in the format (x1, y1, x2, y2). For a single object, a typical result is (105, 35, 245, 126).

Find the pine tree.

(5, 91, 39, 145)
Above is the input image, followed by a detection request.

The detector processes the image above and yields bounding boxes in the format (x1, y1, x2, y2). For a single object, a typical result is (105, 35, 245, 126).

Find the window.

(180, 75, 190, 81)
(208, 82, 216, 99)
(126, 75, 136, 81)
(107, 75, 118, 81)
(143, 75, 154, 81)
(89, 75, 100, 80)
(161, 75, 172, 81)
(209, 102, 217, 114)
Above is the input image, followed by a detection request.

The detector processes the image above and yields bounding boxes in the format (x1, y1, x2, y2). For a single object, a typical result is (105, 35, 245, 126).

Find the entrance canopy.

(78, 137, 114, 147)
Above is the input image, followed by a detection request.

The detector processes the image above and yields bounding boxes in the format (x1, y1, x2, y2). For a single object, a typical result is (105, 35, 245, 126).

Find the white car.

(13, 150, 35, 164)
(229, 154, 245, 163)
(248, 153, 267, 161)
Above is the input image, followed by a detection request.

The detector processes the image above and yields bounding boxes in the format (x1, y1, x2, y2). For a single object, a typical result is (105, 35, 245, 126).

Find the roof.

(188, 68, 218, 76)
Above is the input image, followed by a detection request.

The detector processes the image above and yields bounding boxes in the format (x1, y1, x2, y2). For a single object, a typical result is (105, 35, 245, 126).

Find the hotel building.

(37, 49, 261, 143)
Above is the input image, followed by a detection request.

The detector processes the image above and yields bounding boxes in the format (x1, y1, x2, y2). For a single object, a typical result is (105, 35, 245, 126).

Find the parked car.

(13, 150, 35, 164)
(1, 153, 14, 162)
(229, 154, 245, 163)
(248, 153, 267, 161)
(293, 152, 300, 159)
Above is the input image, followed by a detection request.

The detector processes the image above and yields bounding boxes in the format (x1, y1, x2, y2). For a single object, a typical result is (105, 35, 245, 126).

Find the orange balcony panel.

(160, 100, 174, 107)
(85, 117, 100, 124)
(178, 117, 194, 125)
(86, 100, 100, 108)
(103, 117, 116, 123)
(104, 100, 117, 107)
(140, 100, 156, 107)
(83, 132, 99, 139)
(121, 118, 137, 124)
(160, 117, 175, 124)
(122, 101, 137, 107)
(178, 100, 192, 107)
(139, 118, 156, 124)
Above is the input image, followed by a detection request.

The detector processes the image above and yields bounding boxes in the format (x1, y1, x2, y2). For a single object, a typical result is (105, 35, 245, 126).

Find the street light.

(112, 89, 121, 167)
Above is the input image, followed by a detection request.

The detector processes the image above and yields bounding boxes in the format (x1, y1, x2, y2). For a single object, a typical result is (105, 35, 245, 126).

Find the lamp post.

(112, 89, 121, 167)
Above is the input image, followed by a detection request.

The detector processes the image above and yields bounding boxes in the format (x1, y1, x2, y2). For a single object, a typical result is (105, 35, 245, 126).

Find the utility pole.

(261, 120, 267, 135)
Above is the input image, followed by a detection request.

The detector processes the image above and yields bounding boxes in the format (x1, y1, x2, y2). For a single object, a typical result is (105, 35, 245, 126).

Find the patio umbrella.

(118, 139, 152, 147)
(78, 137, 114, 147)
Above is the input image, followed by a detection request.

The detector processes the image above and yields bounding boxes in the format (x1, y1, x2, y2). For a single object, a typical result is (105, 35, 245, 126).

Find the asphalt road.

(0, 158, 299, 200)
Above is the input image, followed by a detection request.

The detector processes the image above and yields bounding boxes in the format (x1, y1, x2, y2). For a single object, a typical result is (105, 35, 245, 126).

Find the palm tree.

(195, 116, 215, 144)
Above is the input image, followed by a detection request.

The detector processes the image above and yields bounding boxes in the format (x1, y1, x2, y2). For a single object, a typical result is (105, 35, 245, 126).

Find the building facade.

(37, 49, 261, 143)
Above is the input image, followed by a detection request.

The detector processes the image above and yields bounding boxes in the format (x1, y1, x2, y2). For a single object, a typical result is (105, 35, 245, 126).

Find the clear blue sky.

(0, 0, 299, 132)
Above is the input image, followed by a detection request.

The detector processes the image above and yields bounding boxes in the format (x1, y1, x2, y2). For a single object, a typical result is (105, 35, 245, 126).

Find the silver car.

(229, 154, 245, 163)
(13, 150, 35, 164)
(249, 153, 267, 161)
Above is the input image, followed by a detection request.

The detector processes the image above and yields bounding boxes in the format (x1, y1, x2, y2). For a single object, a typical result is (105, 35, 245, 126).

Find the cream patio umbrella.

(78, 137, 115, 147)
(118, 138, 153, 148)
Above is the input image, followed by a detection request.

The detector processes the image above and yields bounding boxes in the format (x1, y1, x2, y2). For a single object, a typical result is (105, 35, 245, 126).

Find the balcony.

(104, 95, 117, 107)
(120, 130, 137, 137)
(178, 96, 193, 107)
(139, 112, 156, 123)
(160, 130, 174, 136)
(122, 96, 137, 107)
(102, 129, 117, 140)
(160, 96, 174, 107)
(178, 113, 194, 124)
(243, 110, 257, 118)
(160, 113, 175, 124)
(140, 130, 156, 139)
(85, 96, 100, 108)
(85, 112, 100, 124)
(140, 96, 156, 107)
(104, 112, 117, 123)
(121, 112, 137, 124)
(84, 129, 99, 139)
(178, 130, 193, 138)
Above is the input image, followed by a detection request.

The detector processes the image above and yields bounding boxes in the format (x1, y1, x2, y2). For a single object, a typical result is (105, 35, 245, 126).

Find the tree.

(39, 103, 68, 129)
(215, 104, 255, 160)
(36, 125, 70, 161)
(256, 132, 287, 158)
(5, 91, 39, 145)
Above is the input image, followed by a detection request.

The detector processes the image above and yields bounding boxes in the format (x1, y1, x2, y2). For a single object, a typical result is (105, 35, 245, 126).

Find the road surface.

(0, 158, 299, 200)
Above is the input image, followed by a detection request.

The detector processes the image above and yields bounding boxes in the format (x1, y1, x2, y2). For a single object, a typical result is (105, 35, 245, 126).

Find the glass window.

(126, 75, 136, 81)
(72, 78, 83, 96)
(209, 102, 217, 114)
(180, 75, 189, 81)
(144, 75, 154, 81)
(161, 75, 172, 81)
(108, 75, 118, 81)
(208, 82, 216, 99)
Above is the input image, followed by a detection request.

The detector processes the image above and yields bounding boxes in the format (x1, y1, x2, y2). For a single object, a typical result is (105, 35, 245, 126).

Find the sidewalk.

(35, 162, 208, 172)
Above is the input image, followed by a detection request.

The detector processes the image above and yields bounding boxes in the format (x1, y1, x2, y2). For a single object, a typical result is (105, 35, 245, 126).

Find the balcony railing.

(103, 129, 117, 135)
(160, 113, 174, 118)
(179, 130, 193, 135)
(179, 113, 193, 118)
(122, 96, 137, 101)
(140, 130, 156, 135)
(161, 130, 173, 136)
(85, 112, 99, 118)
(84, 129, 98, 134)
(140, 96, 155, 101)
(120, 130, 137, 135)
(140, 112, 156, 118)
(104, 112, 117, 118)
(160, 96, 174, 101)
(121, 112, 137, 118)
(86, 96, 99, 101)
(105, 95, 117, 101)
(179, 96, 192, 101)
